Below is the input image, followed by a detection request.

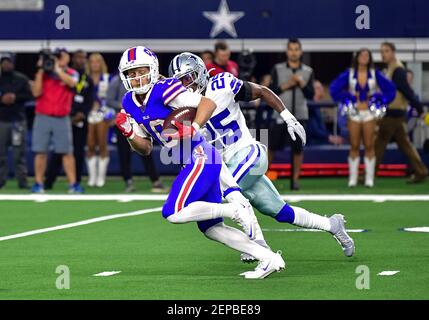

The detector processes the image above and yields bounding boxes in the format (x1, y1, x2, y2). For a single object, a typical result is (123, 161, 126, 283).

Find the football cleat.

(329, 214, 355, 257)
(231, 202, 256, 240)
(240, 239, 271, 263)
(240, 251, 286, 279)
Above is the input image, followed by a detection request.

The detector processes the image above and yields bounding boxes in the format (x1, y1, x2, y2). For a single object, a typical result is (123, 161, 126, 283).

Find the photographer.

(44, 50, 94, 189)
(31, 48, 83, 193)
(0, 53, 33, 190)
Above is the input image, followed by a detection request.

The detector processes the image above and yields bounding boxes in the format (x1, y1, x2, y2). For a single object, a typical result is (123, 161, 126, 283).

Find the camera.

(38, 49, 59, 73)
(238, 49, 257, 81)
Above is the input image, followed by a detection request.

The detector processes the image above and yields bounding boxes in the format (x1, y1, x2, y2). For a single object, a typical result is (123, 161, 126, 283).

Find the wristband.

(280, 109, 294, 122)
(191, 122, 201, 132)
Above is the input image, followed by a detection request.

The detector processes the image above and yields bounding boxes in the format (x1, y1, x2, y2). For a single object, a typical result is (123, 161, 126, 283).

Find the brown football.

(162, 107, 197, 132)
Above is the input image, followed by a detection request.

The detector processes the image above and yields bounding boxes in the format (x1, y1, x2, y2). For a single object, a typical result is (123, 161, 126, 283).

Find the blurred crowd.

(0, 39, 428, 193)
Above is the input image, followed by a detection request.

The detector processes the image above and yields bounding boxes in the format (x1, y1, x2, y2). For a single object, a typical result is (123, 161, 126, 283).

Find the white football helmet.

(168, 52, 209, 94)
(119, 46, 159, 94)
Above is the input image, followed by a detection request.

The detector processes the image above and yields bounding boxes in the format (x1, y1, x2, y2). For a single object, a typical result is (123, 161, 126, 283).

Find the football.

(162, 107, 197, 132)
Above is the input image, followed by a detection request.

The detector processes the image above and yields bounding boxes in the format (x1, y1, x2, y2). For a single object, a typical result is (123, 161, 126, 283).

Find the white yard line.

(0, 194, 429, 202)
(262, 228, 368, 233)
(0, 207, 162, 242)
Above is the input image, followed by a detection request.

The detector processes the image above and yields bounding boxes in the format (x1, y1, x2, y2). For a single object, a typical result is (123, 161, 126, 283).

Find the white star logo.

(203, 0, 245, 38)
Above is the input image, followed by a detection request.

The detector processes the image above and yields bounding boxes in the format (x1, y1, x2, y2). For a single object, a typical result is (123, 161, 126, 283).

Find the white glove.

(280, 109, 306, 146)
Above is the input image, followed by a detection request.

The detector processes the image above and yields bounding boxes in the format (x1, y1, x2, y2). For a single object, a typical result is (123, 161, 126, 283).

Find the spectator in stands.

(31, 48, 82, 193)
(376, 42, 428, 183)
(269, 39, 314, 190)
(86, 53, 114, 188)
(106, 74, 166, 193)
(44, 50, 94, 189)
(307, 80, 343, 145)
(0, 53, 32, 190)
(200, 50, 214, 66)
(205, 41, 239, 77)
(330, 48, 396, 188)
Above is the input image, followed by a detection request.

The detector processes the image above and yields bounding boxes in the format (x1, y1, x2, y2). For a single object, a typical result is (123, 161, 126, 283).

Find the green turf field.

(0, 177, 428, 299)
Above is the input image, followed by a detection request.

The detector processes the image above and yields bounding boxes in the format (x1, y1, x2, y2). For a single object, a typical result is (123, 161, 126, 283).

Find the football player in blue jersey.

(115, 46, 285, 279)
(169, 52, 355, 262)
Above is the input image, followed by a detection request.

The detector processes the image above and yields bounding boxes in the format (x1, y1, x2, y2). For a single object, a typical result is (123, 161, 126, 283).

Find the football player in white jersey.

(169, 52, 355, 261)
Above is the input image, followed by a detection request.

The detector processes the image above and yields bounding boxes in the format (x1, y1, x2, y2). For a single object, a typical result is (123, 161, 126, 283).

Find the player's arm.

(235, 81, 306, 145)
(128, 134, 153, 156)
(168, 90, 217, 139)
(115, 109, 153, 156)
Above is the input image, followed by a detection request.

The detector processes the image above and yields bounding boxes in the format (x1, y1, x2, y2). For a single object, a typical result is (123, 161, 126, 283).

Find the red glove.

(115, 110, 134, 139)
(163, 120, 199, 140)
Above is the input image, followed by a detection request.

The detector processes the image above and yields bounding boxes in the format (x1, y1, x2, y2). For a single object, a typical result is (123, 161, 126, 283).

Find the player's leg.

(95, 121, 110, 187)
(362, 116, 376, 187)
(219, 159, 264, 243)
(347, 118, 362, 187)
(197, 180, 285, 279)
(232, 143, 355, 257)
(86, 123, 98, 187)
(162, 145, 254, 238)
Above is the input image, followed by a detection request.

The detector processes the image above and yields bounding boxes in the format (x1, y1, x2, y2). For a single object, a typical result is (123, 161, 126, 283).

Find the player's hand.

(115, 109, 134, 138)
(162, 120, 197, 140)
(285, 117, 306, 146)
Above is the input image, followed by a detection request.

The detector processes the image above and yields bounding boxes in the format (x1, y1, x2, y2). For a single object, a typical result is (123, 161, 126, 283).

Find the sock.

(204, 223, 273, 261)
(166, 201, 238, 223)
(225, 190, 265, 242)
(291, 205, 332, 232)
(225, 190, 247, 205)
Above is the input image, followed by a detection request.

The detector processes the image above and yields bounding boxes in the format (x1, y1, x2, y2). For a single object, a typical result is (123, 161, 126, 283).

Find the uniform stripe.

(164, 87, 186, 105)
(232, 145, 256, 177)
(128, 47, 136, 61)
(175, 146, 206, 212)
(223, 187, 241, 198)
(233, 144, 261, 183)
(162, 81, 181, 97)
(232, 80, 243, 94)
(230, 78, 237, 90)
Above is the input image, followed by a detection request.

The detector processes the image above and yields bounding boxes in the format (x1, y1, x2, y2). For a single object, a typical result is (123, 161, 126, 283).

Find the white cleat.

(240, 239, 271, 263)
(329, 214, 355, 257)
(240, 251, 285, 279)
(231, 202, 256, 240)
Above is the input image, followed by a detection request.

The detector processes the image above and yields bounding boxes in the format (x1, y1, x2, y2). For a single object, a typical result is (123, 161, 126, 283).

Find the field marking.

(401, 227, 429, 233)
(262, 228, 368, 233)
(93, 271, 122, 277)
(1, 194, 429, 202)
(0, 207, 162, 242)
(378, 271, 400, 276)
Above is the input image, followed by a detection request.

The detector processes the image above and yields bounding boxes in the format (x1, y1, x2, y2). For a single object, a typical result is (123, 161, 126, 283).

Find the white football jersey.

(203, 72, 256, 162)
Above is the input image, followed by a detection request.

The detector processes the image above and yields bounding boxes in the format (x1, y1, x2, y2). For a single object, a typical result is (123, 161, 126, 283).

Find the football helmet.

(119, 46, 159, 94)
(168, 52, 209, 94)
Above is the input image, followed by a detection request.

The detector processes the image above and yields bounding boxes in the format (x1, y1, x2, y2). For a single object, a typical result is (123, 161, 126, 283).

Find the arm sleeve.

(392, 68, 423, 114)
(329, 70, 350, 102)
(301, 71, 315, 100)
(375, 70, 396, 104)
(234, 81, 253, 102)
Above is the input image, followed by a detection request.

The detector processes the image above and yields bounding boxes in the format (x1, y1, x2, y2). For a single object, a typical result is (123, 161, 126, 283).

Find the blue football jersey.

(122, 78, 204, 164)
